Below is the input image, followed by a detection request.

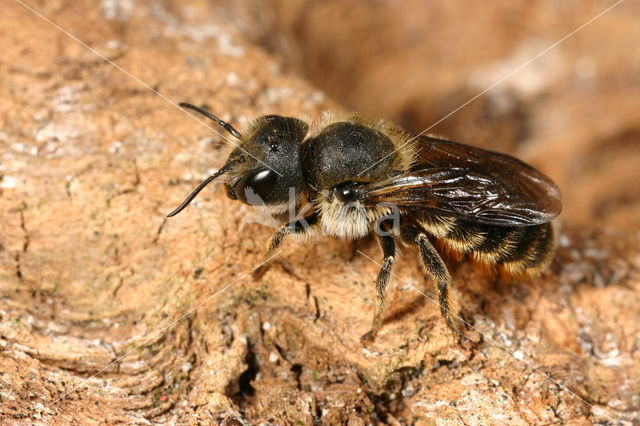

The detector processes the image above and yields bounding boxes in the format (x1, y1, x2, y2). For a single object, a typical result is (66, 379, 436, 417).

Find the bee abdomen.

(419, 214, 555, 279)
(478, 223, 554, 279)
(471, 226, 521, 264)
(515, 223, 554, 272)
(415, 213, 457, 238)
(417, 214, 486, 251)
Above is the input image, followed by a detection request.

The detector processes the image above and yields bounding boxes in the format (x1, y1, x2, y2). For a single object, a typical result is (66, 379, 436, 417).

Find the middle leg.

(361, 222, 397, 343)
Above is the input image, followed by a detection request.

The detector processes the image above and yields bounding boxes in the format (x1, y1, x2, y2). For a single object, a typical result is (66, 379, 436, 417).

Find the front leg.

(361, 222, 397, 343)
(254, 212, 320, 278)
(264, 211, 319, 260)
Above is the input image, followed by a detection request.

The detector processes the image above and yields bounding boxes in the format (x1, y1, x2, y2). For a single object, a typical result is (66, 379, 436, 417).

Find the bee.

(169, 102, 562, 343)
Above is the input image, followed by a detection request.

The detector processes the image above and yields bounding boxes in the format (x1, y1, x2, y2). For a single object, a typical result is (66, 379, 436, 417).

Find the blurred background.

(219, 0, 640, 232)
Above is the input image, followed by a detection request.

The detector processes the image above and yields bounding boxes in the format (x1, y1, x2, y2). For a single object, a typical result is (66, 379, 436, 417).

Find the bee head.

(168, 104, 308, 217)
(224, 115, 308, 212)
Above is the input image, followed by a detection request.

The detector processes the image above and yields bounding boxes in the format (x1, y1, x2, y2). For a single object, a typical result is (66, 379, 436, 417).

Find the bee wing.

(364, 135, 562, 226)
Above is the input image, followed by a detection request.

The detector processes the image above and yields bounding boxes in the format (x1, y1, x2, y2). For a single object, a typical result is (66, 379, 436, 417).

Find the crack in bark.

(112, 277, 124, 297)
(14, 252, 23, 282)
(152, 217, 167, 245)
(105, 160, 142, 207)
(64, 178, 73, 201)
(20, 209, 29, 253)
(12, 207, 30, 282)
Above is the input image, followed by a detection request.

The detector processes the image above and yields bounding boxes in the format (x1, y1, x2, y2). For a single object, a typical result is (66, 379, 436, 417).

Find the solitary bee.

(169, 103, 562, 343)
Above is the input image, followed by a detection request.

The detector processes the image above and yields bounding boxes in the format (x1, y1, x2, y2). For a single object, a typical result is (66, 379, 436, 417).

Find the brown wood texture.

(1, 1, 639, 423)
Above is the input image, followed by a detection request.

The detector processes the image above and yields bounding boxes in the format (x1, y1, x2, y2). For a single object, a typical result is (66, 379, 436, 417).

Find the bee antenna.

(167, 160, 239, 217)
(179, 102, 242, 139)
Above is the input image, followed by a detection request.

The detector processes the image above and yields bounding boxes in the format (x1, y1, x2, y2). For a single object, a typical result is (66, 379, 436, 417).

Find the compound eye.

(235, 168, 278, 204)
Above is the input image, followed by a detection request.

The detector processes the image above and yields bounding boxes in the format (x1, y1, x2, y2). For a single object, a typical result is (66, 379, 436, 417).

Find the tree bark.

(1, 1, 639, 424)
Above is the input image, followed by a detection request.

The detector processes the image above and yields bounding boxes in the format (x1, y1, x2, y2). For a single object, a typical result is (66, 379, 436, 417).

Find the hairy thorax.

(317, 197, 393, 239)
(300, 112, 415, 240)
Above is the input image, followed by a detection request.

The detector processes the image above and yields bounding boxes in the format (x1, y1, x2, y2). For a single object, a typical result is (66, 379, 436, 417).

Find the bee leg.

(361, 228, 397, 344)
(255, 212, 318, 276)
(401, 224, 467, 339)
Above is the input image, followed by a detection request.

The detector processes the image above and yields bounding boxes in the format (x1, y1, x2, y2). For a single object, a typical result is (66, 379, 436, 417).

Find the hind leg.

(400, 223, 464, 337)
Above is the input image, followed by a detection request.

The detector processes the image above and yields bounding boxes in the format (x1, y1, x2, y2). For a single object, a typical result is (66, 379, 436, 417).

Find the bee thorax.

(318, 199, 392, 239)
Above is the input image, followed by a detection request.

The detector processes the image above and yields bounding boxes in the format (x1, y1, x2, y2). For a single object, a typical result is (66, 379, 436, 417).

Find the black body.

(169, 104, 562, 343)
(225, 115, 308, 206)
(300, 122, 401, 192)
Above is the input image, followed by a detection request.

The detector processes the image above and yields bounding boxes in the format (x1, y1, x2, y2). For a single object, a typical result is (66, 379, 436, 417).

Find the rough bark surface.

(1, 1, 639, 424)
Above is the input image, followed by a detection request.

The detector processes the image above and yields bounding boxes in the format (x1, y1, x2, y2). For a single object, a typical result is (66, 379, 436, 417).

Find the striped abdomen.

(415, 212, 555, 279)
